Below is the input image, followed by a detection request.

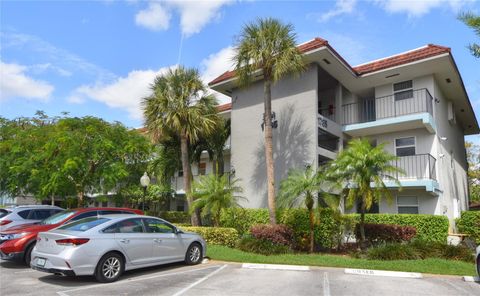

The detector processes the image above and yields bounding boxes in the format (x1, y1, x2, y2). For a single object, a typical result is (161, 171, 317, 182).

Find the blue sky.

(1, 0, 479, 142)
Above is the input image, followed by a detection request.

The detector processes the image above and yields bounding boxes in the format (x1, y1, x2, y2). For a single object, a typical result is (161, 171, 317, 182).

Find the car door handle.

(119, 239, 130, 244)
(153, 239, 162, 243)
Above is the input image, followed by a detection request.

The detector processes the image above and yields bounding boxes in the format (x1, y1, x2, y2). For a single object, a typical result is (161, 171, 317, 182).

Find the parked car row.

(0, 206, 206, 282)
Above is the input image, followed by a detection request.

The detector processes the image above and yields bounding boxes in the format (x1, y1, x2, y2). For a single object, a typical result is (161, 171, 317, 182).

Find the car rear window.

(17, 210, 31, 219)
(58, 217, 110, 232)
(40, 210, 76, 225)
(0, 209, 11, 218)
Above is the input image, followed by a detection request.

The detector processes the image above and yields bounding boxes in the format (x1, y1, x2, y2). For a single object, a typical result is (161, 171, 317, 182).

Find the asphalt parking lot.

(0, 260, 479, 296)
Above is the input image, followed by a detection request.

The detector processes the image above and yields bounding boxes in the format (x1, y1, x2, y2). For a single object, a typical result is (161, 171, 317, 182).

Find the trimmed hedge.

(456, 211, 480, 243)
(220, 208, 270, 235)
(347, 214, 449, 243)
(237, 237, 292, 255)
(153, 211, 191, 224)
(250, 224, 294, 247)
(180, 226, 239, 248)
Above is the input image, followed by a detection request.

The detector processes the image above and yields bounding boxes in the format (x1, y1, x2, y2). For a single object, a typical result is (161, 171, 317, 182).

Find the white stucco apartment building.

(202, 37, 478, 223)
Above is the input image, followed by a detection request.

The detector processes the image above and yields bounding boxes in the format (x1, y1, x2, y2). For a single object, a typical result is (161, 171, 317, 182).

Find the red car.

(0, 207, 143, 265)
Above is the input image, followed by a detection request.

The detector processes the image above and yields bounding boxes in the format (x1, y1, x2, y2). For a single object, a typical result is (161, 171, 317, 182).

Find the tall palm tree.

(142, 67, 219, 226)
(233, 18, 305, 224)
(192, 118, 231, 176)
(458, 12, 480, 58)
(330, 139, 402, 247)
(191, 174, 245, 227)
(278, 165, 334, 253)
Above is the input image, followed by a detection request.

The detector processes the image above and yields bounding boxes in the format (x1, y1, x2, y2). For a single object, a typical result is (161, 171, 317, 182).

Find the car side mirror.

(175, 227, 184, 234)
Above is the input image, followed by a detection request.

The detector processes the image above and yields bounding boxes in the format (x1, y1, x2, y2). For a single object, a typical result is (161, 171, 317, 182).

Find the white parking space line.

(56, 265, 224, 296)
(171, 264, 227, 296)
(323, 272, 330, 296)
(13, 270, 35, 274)
(242, 263, 310, 271)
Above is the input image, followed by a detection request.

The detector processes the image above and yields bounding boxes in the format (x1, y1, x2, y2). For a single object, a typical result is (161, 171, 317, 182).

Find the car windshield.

(58, 217, 110, 232)
(40, 210, 76, 225)
(0, 209, 11, 219)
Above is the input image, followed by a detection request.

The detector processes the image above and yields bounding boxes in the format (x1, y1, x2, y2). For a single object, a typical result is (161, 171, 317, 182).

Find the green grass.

(207, 245, 477, 276)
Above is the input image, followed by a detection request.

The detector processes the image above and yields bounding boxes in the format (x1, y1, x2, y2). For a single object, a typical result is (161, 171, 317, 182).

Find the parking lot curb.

(462, 276, 480, 282)
(344, 268, 423, 279)
(242, 263, 310, 271)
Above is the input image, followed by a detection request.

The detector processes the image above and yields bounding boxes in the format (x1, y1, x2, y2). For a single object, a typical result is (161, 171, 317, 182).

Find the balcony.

(342, 89, 435, 136)
(383, 154, 439, 193)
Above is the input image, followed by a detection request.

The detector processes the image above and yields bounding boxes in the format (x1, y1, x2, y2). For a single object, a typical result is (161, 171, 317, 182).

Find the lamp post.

(140, 172, 150, 212)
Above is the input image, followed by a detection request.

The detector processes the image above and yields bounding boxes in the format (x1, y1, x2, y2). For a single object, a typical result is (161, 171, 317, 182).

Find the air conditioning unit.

(447, 101, 456, 124)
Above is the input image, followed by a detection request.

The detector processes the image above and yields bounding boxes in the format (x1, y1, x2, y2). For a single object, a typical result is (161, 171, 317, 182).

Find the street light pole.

(140, 172, 150, 212)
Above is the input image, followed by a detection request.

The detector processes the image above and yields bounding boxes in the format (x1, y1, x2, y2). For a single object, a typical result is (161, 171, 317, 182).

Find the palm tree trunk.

(217, 151, 225, 176)
(264, 79, 276, 224)
(51, 194, 55, 206)
(308, 207, 314, 253)
(359, 198, 366, 248)
(77, 191, 84, 208)
(181, 134, 200, 226)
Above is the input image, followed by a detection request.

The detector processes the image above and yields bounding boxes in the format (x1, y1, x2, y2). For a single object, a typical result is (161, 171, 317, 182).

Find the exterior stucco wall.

(230, 65, 318, 207)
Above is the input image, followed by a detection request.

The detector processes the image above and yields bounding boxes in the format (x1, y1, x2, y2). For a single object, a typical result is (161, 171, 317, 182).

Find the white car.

(0, 205, 63, 231)
(31, 214, 206, 282)
(476, 245, 479, 277)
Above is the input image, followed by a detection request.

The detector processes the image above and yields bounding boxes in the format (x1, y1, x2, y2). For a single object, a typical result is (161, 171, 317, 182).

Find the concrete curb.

(242, 263, 310, 271)
(344, 268, 423, 279)
(462, 276, 480, 282)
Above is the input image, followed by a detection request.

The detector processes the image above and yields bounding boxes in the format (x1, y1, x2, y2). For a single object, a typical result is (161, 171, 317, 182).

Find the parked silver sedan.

(30, 214, 206, 282)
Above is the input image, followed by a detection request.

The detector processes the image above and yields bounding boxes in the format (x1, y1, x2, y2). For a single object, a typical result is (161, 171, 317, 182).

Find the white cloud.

(373, 0, 470, 17)
(200, 46, 235, 104)
(135, 2, 171, 31)
(134, 0, 233, 36)
(29, 63, 72, 77)
(0, 61, 54, 102)
(313, 0, 357, 22)
(69, 66, 175, 119)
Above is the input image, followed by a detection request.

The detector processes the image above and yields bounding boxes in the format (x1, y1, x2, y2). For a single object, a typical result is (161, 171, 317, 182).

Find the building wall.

(230, 64, 319, 208)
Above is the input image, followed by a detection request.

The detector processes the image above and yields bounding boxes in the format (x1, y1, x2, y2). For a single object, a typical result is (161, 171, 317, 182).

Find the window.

(394, 80, 413, 101)
(17, 210, 31, 219)
(143, 218, 175, 234)
(0, 209, 10, 219)
(99, 210, 123, 215)
(198, 163, 206, 175)
(397, 196, 418, 214)
(70, 211, 99, 221)
(31, 209, 60, 220)
(104, 218, 145, 233)
(395, 137, 415, 156)
(41, 210, 76, 225)
(58, 217, 110, 232)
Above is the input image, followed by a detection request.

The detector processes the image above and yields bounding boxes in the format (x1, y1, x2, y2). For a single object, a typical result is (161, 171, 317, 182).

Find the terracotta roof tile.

(353, 44, 450, 75)
(208, 39, 451, 86)
(217, 102, 232, 112)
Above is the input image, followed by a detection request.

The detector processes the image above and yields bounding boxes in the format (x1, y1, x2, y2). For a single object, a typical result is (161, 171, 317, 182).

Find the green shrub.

(355, 223, 417, 245)
(237, 236, 292, 255)
(250, 224, 294, 247)
(346, 214, 449, 243)
(155, 211, 191, 224)
(456, 211, 480, 244)
(180, 226, 239, 248)
(365, 240, 474, 262)
(220, 208, 270, 235)
(366, 244, 420, 260)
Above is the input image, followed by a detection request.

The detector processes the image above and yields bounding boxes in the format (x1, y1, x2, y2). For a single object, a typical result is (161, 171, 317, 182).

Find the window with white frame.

(397, 196, 419, 214)
(395, 137, 415, 156)
(393, 80, 413, 101)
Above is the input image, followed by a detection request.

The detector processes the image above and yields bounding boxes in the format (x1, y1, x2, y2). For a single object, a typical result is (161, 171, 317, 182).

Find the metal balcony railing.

(318, 106, 336, 122)
(342, 88, 433, 125)
(391, 153, 436, 181)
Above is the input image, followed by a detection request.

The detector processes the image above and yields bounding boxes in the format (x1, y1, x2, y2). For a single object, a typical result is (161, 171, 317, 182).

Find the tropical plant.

(278, 165, 336, 253)
(190, 174, 245, 227)
(330, 139, 402, 247)
(142, 66, 220, 226)
(458, 12, 480, 58)
(233, 18, 306, 224)
(192, 118, 231, 176)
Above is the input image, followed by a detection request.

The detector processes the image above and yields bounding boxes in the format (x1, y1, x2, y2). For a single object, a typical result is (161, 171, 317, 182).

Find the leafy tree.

(233, 18, 305, 224)
(330, 139, 402, 247)
(142, 66, 220, 226)
(465, 141, 480, 203)
(278, 165, 335, 253)
(190, 174, 244, 227)
(458, 12, 480, 58)
(192, 118, 231, 176)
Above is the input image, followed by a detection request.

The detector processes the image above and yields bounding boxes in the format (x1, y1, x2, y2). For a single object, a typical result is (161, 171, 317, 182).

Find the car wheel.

(24, 243, 35, 266)
(185, 243, 202, 265)
(95, 252, 124, 283)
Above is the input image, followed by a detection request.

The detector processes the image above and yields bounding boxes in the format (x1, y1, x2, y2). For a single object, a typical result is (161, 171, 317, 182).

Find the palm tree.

(142, 67, 220, 226)
(190, 174, 245, 227)
(458, 12, 480, 58)
(330, 139, 402, 247)
(192, 118, 231, 176)
(278, 165, 335, 253)
(233, 18, 305, 224)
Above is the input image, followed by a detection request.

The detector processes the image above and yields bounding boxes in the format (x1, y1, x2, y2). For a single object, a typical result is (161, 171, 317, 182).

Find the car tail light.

(55, 238, 90, 246)
(0, 220, 12, 226)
